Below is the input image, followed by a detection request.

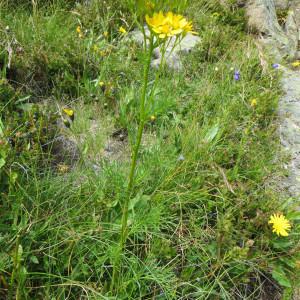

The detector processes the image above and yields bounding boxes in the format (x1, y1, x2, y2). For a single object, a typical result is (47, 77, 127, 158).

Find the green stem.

(9, 236, 20, 300)
(110, 37, 154, 293)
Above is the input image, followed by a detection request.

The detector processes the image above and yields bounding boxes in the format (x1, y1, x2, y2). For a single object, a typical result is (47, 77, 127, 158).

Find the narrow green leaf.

(272, 266, 292, 288)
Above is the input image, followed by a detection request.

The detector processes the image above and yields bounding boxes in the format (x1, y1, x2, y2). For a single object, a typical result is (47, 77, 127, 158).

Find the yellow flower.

(76, 26, 82, 34)
(119, 26, 127, 34)
(268, 213, 291, 237)
(63, 108, 74, 117)
(150, 115, 156, 121)
(146, 11, 165, 30)
(93, 45, 99, 52)
(103, 31, 109, 38)
(250, 99, 257, 107)
(154, 23, 173, 39)
(146, 11, 197, 39)
(63, 108, 74, 121)
(183, 21, 197, 35)
(99, 81, 105, 87)
(291, 61, 300, 67)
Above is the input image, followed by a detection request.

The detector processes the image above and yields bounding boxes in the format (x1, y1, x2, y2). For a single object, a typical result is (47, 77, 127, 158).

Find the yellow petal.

(63, 108, 74, 117)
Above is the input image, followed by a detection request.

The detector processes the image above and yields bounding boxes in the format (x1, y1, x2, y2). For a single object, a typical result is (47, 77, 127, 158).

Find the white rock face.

(130, 26, 201, 70)
(246, 0, 299, 60)
(279, 68, 300, 198)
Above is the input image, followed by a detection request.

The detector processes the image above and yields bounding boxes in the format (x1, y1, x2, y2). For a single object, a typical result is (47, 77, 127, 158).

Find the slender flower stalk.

(110, 10, 197, 293)
(110, 37, 154, 292)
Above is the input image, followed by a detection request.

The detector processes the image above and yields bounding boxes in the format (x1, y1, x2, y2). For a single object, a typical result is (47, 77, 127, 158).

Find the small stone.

(130, 26, 201, 71)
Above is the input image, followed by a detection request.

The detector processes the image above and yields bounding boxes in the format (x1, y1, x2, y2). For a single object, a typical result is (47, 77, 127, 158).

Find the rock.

(274, 0, 289, 10)
(50, 135, 80, 166)
(246, 0, 298, 60)
(290, 1, 300, 28)
(130, 26, 201, 70)
(279, 68, 300, 198)
(219, 0, 247, 7)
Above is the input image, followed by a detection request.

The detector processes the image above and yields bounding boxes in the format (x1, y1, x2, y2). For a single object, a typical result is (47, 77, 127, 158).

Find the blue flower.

(234, 70, 240, 81)
(272, 63, 279, 69)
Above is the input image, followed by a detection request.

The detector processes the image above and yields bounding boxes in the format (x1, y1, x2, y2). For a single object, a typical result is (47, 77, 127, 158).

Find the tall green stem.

(110, 38, 153, 292)
(120, 43, 153, 244)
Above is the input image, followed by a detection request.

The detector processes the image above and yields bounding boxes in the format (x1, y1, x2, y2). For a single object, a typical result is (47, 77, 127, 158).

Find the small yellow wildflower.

(291, 61, 300, 67)
(150, 115, 156, 122)
(93, 45, 99, 52)
(63, 108, 74, 117)
(119, 26, 127, 34)
(268, 213, 291, 237)
(250, 99, 257, 107)
(99, 50, 106, 57)
(99, 81, 105, 87)
(103, 31, 109, 38)
(76, 26, 82, 34)
(63, 108, 74, 121)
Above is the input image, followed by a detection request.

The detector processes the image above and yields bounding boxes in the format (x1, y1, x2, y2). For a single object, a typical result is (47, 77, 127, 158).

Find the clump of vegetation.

(0, 0, 299, 299)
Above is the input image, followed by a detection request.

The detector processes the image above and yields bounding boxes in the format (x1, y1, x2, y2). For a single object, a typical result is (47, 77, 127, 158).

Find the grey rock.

(50, 135, 80, 165)
(130, 26, 201, 70)
(274, 0, 289, 10)
(246, 0, 298, 60)
(290, 1, 300, 26)
(279, 68, 300, 198)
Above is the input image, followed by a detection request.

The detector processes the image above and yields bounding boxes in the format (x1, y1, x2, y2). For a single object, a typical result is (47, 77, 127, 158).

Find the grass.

(0, 0, 300, 299)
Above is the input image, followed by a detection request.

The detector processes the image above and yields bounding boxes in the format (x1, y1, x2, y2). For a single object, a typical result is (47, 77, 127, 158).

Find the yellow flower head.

(268, 213, 291, 237)
(103, 31, 109, 38)
(63, 108, 74, 117)
(250, 99, 257, 107)
(150, 115, 156, 121)
(119, 26, 127, 34)
(146, 11, 197, 39)
(291, 61, 300, 67)
(76, 26, 82, 34)
(146, 12, 165, 30)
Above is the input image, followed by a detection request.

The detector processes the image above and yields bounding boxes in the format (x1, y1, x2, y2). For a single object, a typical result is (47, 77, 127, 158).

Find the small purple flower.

(272, 63, 279, 69)
(234, 70, 240, 81)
